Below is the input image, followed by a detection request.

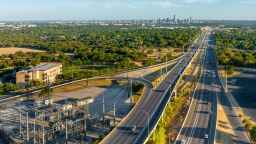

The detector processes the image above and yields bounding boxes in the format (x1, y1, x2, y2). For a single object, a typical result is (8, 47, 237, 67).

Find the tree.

(155, 126, 166, 144)
(250, 126, 256, 142)
(224, 65, 234, 75)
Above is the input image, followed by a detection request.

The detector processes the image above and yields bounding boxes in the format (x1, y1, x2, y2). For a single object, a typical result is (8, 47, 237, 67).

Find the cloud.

(125, 1, 184, 9)
(152, 1, 175, 8)
(184, 0, 218, 4)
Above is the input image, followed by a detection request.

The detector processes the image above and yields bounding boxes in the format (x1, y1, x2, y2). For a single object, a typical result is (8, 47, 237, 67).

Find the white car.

(130, 125, 136, 132)
(204, 134, 209, 139)
(181, 139, 186, 144)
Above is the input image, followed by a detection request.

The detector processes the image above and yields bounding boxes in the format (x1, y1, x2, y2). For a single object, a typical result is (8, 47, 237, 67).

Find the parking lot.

(228, 71, 256, 121)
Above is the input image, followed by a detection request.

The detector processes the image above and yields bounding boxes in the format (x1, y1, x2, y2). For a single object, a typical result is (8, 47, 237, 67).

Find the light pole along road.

(176, 32, 218, 144)
(176, 32, 252, 144)
(101, 31, 207, 144)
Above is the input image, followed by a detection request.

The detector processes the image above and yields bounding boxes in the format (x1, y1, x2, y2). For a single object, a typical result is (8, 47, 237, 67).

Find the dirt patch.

(0, 47, 45, 55)
(216, 105, 236, 144)
(53, 79, 113, 93)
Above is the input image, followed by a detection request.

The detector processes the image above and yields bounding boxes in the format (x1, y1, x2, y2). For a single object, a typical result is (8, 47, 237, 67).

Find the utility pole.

(84, 104, 87, 140)
(103, 91, 105, 122)
(130, 72, 133, 104)
(72, 65, 74, 80)
(42, 124, 45, 144)
(86, 67, 89, 86)
(87, 101, 89, 116)
(26, 112, 29, 142)
(19, 112, 22, 136)
(225, 70, 228, 93)
(113, 103, 116, 123)
(48, 82, 51, 98)
(65, 119, 68, 142)
(166, 50, 168, 73)
(42, 113, 45, 144)
(19, 98, 23, 137)
(33, 119, 36, 144)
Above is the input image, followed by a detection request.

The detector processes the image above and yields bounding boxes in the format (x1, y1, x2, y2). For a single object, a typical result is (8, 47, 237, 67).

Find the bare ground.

(0, 47, 45, 55)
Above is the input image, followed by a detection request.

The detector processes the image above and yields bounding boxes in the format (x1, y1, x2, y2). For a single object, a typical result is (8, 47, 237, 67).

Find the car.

(204, 134, 209, 139)
(130, 125, 136, 133)
(180, 139, 186, 144)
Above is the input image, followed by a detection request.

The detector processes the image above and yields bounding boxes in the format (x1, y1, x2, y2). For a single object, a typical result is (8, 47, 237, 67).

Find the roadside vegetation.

(0, 25, 199, 95)
(215, 29, 256, 50)
(215, 29, 256, 143)
(147, 46, 202, 144)
(242, 118, 256, 142)
(214, 30, 256, 68)
(147, 88, 191, 144)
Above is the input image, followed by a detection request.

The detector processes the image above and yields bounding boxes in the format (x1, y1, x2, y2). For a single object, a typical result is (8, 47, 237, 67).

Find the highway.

(212, 45, 252, 143)
(176, 32, 218, 144)
(176, 31, 252, 144)
(101, 32, 207, 144)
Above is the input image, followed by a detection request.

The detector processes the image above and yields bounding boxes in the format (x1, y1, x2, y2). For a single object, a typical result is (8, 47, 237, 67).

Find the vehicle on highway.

(204, 134, 209, 139)
(130, 125, 136, 133)
(180, 139, 186, 144)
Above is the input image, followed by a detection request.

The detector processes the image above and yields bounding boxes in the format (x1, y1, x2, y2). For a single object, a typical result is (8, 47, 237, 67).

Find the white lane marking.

(187, 68, 206, 144)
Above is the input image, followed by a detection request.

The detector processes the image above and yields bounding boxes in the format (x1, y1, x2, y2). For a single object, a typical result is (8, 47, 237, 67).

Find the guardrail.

(133, 41, 201, 144)
(0, 54, 186, 103)
(132, 31, 208, 144)
(1, 32, 205, 103)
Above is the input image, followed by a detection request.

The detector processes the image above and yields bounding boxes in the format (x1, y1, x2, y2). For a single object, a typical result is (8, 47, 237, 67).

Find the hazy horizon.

(0, 0, 256, 21)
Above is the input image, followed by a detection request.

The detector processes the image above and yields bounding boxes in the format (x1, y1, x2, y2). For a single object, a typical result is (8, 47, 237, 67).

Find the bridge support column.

(173, 90, 177, 99)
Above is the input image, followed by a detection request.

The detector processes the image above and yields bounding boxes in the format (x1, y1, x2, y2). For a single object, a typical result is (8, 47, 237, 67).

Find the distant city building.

(16, 63, 62, 85)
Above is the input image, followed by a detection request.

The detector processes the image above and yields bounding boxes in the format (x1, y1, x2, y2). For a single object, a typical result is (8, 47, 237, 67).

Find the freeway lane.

(101, 32, 207, 144)
(176, 33, 218, 144)
(212, 49, 252, 143)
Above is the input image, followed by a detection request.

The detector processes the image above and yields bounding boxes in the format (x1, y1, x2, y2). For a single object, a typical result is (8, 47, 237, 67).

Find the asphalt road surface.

(101, 32, 207, 144)
(177, 33, 252, 144)
(228, 71, 256, 121)
(177, 33, 218, 144)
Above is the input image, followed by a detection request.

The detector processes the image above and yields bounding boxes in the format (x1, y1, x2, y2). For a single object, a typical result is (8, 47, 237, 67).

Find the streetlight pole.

(113, 103, 116, 123)
(33, 119, 36, 144)
(42, 113, 45, 144)
(26, 112, 29, 142)
(142, 110, 150, 137)
(225, 70, 228, 93)
(130, 72, 133, 104)
(103, 91, 105, 122)
(65, 119, 68, 142)
(19, 99, 22, 137)
(166, 50, 168, 73)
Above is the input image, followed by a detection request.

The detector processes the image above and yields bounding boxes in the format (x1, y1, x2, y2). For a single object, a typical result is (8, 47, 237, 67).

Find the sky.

(0, 0, 256, 21)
